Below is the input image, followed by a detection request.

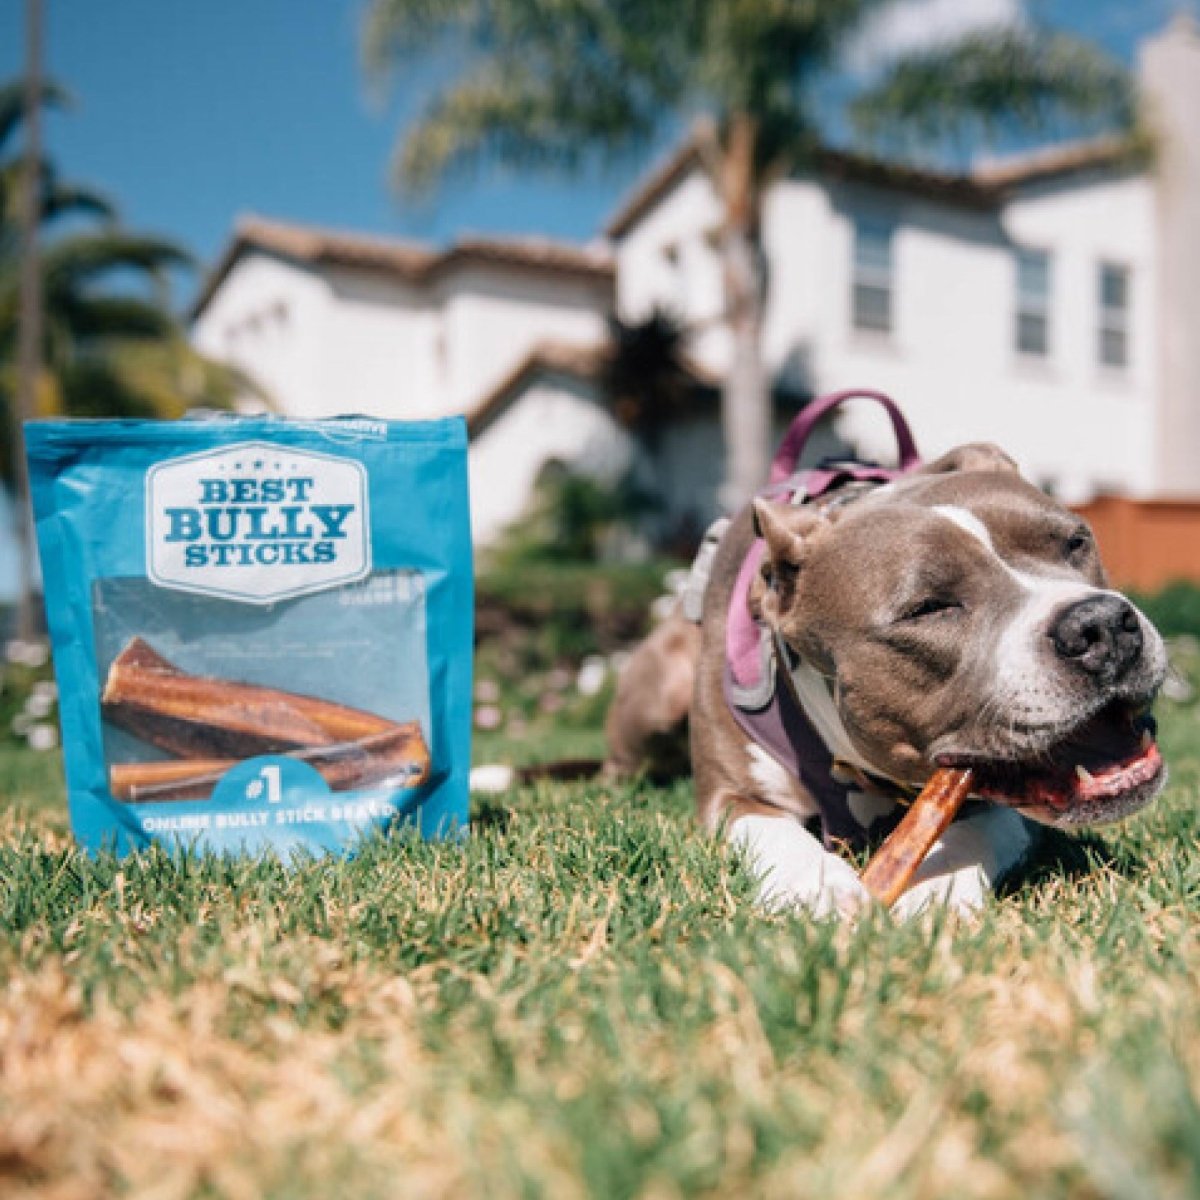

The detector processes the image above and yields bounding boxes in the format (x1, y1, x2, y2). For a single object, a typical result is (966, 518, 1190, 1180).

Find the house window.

(1098, 263, 1130, 369)
(434, 326, 448, 378)
(1015, 247, 1051, 357)
(852, 217, 894, 334)
(660, 241, 688, 314)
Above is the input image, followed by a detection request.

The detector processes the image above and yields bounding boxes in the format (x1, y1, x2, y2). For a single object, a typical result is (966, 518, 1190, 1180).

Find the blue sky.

(0, 0, 659, 296)
(0, 0, 1185, 600)
(0, 0, 1182, 316)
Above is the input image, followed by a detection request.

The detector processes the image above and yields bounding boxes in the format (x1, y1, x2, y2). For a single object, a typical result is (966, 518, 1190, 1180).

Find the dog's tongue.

(963, 704, 1160, 813)
(986, 737, 1162, 812)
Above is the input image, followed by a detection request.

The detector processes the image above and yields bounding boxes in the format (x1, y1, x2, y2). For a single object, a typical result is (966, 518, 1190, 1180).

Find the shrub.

(1, 638, 59, 752)
(1131, 582, 1200, 639)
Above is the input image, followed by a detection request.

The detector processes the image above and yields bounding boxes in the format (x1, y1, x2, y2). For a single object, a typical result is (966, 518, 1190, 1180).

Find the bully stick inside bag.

(27, 415, 473, 856)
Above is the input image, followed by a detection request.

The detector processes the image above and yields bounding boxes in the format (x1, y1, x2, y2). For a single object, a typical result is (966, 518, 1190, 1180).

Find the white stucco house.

(190, 15, 1200, 549)
(190, 222, 623, 542)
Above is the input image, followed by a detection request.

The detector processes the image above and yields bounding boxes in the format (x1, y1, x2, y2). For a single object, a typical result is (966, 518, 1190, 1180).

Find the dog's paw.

(889, 808, 1031, 921)
(758, 853, 873, 920)
(890, 866, 988, 921)
(730, 814, 873, 921)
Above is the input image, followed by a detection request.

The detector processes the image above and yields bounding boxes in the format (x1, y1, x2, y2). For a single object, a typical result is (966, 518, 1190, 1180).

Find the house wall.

(824, 171, 1159, 502)
(1140, 18, 1200, 496)
(440, 267, 611, 413)
(192, 253, 329, 415)
(468, 374, 636, 545)
(194, 252, 611, 426)
(318, 266, 444, 419)
(615, 166, 1161, 502)
(614, 168, 729, 367)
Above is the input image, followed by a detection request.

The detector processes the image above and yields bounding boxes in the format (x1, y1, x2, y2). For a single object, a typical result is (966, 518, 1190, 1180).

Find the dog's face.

(754, 444, 1168, 827)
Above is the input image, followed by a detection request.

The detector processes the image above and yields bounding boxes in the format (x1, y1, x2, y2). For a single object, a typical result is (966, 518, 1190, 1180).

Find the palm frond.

(397, 56, 665, 190)
(51, 294, 173, 344)
(40, 231, 193, 295)
(850, 29, 1135, 149)
(0, 158, 117, 227)
(39, 176, 115, 225)
(371, 0, 701, 190)
(700, 0, 890, 114)
(372, 0, 905, 191)
(82, 338, 254, 418)
(361, 0, 487, 78)
(55, 355, 164, 420)
(0, 78, 72, 155)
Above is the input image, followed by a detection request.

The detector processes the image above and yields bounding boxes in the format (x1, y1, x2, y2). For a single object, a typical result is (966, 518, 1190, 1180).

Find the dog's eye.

(900, 596, 963, 622)
(1064, 529, 1093, 563)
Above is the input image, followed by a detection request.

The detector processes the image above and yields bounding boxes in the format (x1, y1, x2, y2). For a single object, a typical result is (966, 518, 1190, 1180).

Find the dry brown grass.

(2, 697, 1200, 1198)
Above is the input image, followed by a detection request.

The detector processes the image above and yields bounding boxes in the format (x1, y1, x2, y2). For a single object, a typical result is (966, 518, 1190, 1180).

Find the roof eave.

(191, 219, 614, 322)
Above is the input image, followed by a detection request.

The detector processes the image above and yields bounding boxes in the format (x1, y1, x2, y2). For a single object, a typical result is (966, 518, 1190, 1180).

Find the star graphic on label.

(253, 460, 263, 470)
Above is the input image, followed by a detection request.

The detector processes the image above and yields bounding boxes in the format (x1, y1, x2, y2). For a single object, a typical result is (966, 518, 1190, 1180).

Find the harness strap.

(721, 387, 929, 852)
(769, 388, 921, 484)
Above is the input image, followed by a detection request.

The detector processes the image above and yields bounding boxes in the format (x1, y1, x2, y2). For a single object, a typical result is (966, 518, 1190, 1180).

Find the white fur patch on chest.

(788, 659, 883, 777)
(846, 789, 898, 829)
(745, 743, 819, 819)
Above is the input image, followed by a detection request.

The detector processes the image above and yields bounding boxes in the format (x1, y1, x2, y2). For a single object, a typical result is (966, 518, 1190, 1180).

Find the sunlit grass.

(1, 696, 1199, 1198)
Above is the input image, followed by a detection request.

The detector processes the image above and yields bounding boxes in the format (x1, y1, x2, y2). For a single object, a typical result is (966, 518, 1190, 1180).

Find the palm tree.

(362, 1, 1136, 510)
(1, 77, 248, 629)
(602, 309, 693, 443)
(0, 82, 246, 478)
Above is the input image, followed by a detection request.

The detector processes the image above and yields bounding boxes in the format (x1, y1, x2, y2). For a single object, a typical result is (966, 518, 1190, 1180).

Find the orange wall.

(1075, 497, 1200, 591)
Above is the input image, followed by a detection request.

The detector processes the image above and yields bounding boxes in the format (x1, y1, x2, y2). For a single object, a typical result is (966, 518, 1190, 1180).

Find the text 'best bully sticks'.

(102, 637, 430, 803)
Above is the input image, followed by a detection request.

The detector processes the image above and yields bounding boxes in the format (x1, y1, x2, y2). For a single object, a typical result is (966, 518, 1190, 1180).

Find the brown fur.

(604, 611, 700, 780)
(606, 443, 1161, 833)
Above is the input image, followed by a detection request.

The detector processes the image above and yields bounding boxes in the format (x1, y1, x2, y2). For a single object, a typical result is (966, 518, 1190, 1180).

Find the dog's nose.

(1050, 595, 1143, 680)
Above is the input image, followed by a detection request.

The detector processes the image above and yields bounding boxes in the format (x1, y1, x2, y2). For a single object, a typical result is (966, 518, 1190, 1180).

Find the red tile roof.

(192, 216, 614, 319)
(970, 135, 1141, 191)
(603, 130, 1141, 239)
(465, 339, 720, 437)
(466, 341, 610, 437)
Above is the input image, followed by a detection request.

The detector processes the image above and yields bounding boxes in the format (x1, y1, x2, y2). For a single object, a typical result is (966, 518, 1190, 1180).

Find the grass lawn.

(2, 688, 1200, 1197)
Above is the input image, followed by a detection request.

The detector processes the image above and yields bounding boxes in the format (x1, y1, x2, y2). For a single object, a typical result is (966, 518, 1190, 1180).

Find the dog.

(607, 442, 1168, 918)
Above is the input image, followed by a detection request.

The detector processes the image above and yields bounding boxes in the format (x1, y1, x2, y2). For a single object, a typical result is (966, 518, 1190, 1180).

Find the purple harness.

(722, 390, 924, 851)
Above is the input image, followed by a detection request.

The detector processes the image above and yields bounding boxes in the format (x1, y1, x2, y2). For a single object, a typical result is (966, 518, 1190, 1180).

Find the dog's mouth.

(935, 699, 1165, 826)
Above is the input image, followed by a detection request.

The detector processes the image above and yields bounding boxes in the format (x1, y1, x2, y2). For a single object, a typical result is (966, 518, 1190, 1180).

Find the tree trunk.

(717, 111, 770, 514)
(11, 0, 43, 642)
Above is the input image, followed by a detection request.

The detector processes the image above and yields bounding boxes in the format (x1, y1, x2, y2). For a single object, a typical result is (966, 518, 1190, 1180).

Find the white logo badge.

(147, 442, 371, 603)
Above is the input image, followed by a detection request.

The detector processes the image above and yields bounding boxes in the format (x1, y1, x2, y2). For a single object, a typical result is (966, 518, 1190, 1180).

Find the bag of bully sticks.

(26, 415, 473, 857)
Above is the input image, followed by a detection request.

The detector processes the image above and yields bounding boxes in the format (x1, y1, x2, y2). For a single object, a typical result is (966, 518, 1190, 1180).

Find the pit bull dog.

(608, 428, 1168, 919)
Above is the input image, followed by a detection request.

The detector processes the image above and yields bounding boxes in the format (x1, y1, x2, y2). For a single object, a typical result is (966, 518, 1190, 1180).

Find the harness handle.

(769, 388, 921, 485)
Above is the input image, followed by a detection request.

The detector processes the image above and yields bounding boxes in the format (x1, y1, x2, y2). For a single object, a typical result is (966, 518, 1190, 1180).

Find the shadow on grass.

(998, 825, 1145, 897)
(470, 795, 515, 832)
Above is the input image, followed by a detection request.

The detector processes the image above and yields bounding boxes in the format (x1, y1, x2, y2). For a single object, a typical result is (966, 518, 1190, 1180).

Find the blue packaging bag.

(26, 415, 473, 857)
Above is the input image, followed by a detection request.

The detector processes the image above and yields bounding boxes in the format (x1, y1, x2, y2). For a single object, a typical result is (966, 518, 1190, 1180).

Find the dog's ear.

(918, 442, 1020, 477)
(752, 498, 824, 563)
(752, 499, 825, 618)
